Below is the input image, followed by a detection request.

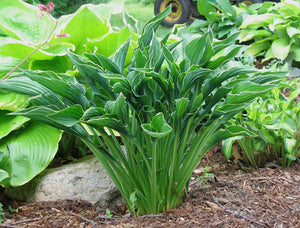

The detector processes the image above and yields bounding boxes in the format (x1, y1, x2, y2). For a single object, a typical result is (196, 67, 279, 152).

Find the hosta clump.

(239, 0, 300, 65)
(222, 78, 300, 168)
(0, 9, 284, 215)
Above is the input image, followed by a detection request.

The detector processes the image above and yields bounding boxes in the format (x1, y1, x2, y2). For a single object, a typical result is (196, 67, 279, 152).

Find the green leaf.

(11, 107, 89, 138)
(85, 1, 125, 18)
(222, 137, 242, 160)
(175, 98, 189, 119)
(271, 39, 290, 61)
(251, 137, 266, 152)
(209, 125, 256, 149)
(0, 76, 51, 96)
(185, 33, 214, 66)
(0, 93, 29, 111)
(245, 40, 271, 56)
(67, 51, 115, 99)
(82, 107, 105, 121)
(260, 126, 276, 144)
(238, 30, 272, 42)
(0, 55, 22, 78)
(141, 113, 172, 138)
(56, 6, 110, 54)
(105, 94, 128, 121)
(47, 105, 84, 127)
(87, 27, 134, 58)
(284, 138, 296, 155)
(197, 0, 217, 20)
(207, 45, 243, 69)
(286, 26, 300, 38)
(84, 116, 129, 136)
(0, 170, 9, 184)
(30, 55, 74, 73)
(0, 0, 55, 44)
(181, 68, 212, 95)
(0, 37, 73, 60)
(113, 39, 131, 74)
(23, 72, 89, 108)
(240, 14, 276, 29)
(0, 111, 29, 140)
(87, 53, 121, 74)
(139, 6, 171, 47)
(215, 0, 236, 17)
(227, 82, 277, 103)
(285, 154, 296, 161)
(0, 122, 62, 187)
(266, 118, 296, 137)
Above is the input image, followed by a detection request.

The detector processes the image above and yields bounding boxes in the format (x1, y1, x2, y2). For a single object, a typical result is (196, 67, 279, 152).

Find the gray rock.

(5, 155, 122, 206)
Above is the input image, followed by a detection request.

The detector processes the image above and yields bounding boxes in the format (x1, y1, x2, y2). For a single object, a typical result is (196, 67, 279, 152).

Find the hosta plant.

(0, 8, 285, 215)
(239, 0, 300, 65)
(193, 0, 241, 39)
(0, 0, 136, 76)
(222, 78, 300, 168)
(0, 91, 62, 187)
(191, 0, 284, 42)
(0, 0, 137, 187)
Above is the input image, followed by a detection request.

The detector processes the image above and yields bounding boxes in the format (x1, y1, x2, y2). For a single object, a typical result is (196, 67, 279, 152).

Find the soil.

(0, 146, 299, 228)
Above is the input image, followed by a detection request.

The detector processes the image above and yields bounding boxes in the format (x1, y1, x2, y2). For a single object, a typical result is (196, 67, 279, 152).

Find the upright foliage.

(0, 7, 284, 214)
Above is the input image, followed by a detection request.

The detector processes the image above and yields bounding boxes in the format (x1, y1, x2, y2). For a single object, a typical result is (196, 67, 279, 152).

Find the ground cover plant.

(222, 78, 300, 168)
(0, 3, 286, 216)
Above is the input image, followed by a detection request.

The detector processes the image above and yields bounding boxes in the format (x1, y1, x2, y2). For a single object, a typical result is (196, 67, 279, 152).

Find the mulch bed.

(1, 147, 299, 228)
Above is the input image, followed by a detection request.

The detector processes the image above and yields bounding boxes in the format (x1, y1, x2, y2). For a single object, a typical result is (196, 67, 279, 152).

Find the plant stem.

(152, 138, 157, 213)
(0, 19, 58, 82)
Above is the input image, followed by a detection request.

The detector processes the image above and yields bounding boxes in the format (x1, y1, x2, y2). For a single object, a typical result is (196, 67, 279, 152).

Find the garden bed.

(1, 147, 299, 228)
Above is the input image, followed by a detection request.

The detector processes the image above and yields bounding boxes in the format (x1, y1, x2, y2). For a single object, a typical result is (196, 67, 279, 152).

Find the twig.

(138, 214, 164, 219)
(0, 217, 41, 227)
(212, 195, 268, 228)
(95, 215, 123, 221)
(61, 209, 96, 225)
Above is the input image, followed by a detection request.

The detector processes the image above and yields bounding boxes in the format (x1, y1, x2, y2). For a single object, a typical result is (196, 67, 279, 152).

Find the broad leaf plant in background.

(0, 4, 286, 214)
(193, 0, 241, 39)
(191, 0, 300, 69)
(239, 0, 300, 65)
(0, 0, 137, 187)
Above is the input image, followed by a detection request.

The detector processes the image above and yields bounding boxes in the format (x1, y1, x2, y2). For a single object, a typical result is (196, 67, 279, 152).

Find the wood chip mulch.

(1, 149, 299, 228)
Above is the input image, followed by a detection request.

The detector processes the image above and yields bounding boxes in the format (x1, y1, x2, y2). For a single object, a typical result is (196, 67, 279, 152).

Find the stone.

(5, 155, 122, 206)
